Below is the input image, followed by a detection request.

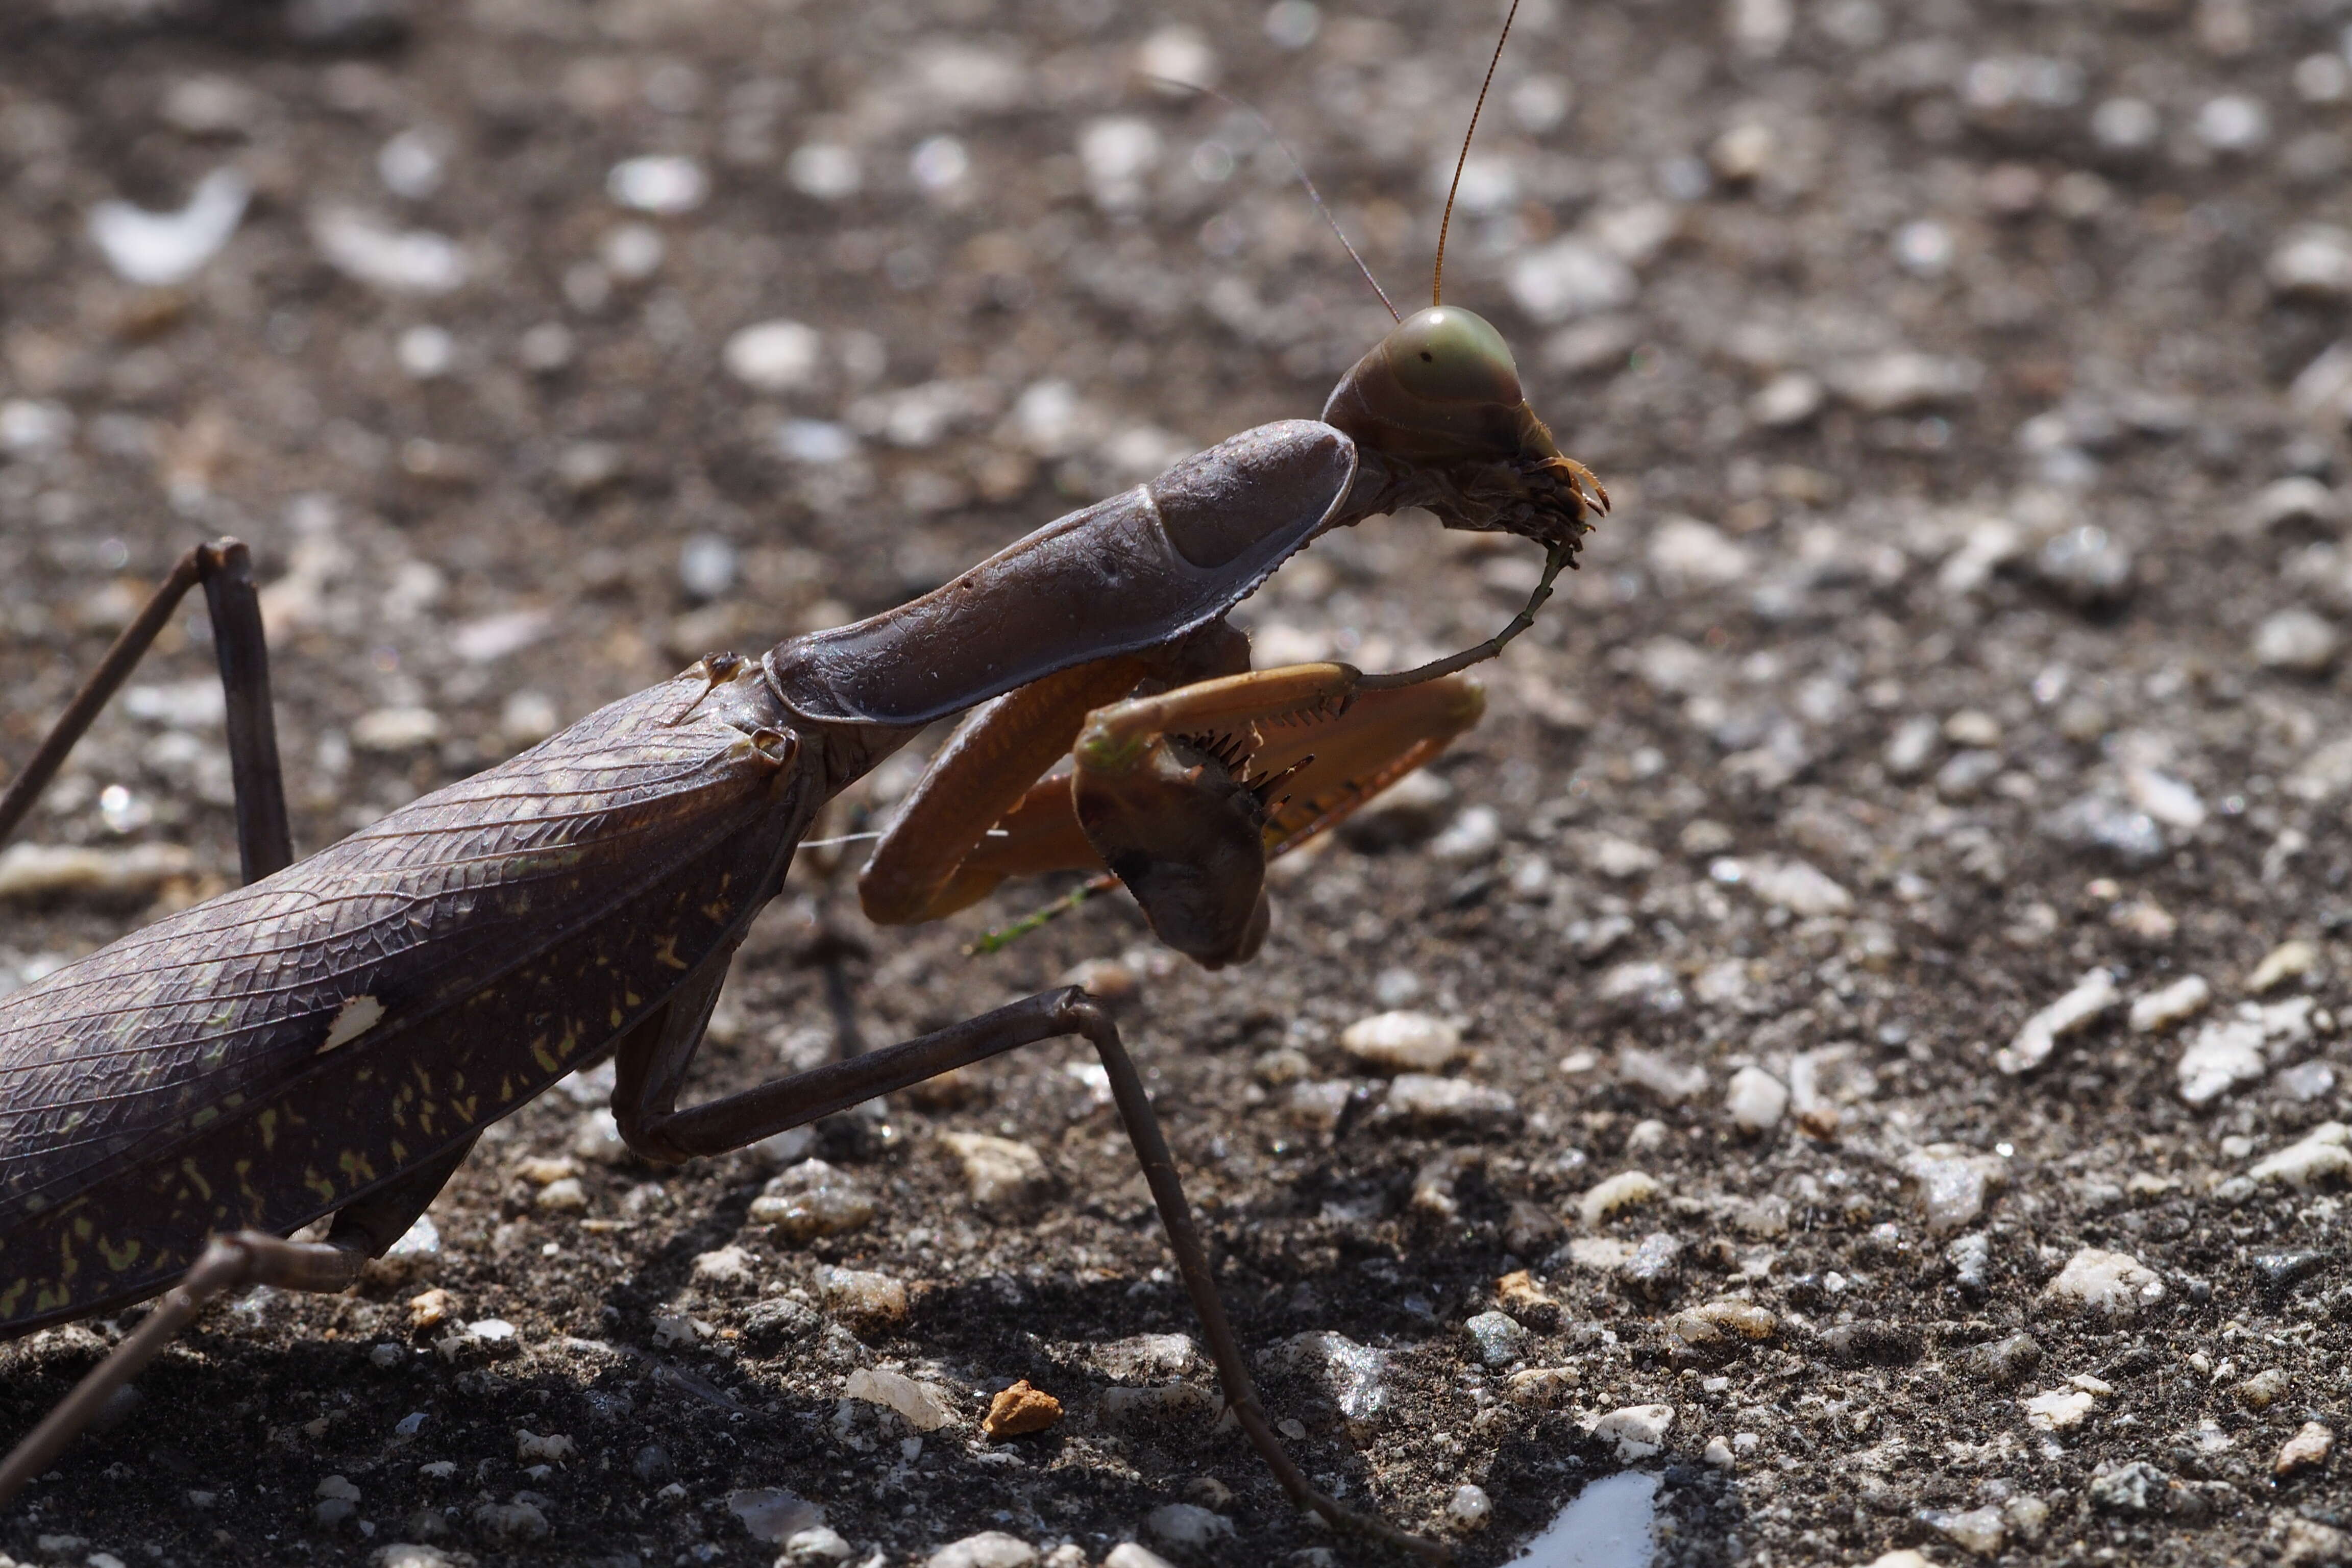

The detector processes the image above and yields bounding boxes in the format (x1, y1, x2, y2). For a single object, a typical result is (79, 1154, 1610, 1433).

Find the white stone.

(1340, 1010, 1463, 1073)
(1446, 1483, 1493, 1532)
(1101, 1546, 1174, 1568)
(1921, 1504, 2007, 1557)
(690, 1244, 755, 1287)
(2123, 767, 2205, 830)
(1262, 1332, 1392, 1426)
(1743, 857, 1854, 917)
(1381, 1073, 1518, 1132)
(1648, 515, 1752, 591)
(88, 167, 249, 287)
(1588, 1403, 1675, 1460)
(2129, 975, 2210, 1034)
(1749, 371, 1824, 428)
(1507, 237, 1637, 324)
(2020, 1387, 2096, 1431)
(1726, 1066, 1789, 1133)
(843, 1368, 957, 1432)
(1902, 1144, 2007, 1235)
(788, 143, 861, 200)
(2248, 939, 2321, 994)
(1077, 116, 1160, 212)
(815, 1265, 908, 1324)
(2248, 1122, 2352, 1188)
(938, 1132, 1049, 1213)
(2268, 226, 2352, 299)
(2253, 608, 2341, 674)
(606, 155, 708, 214)
(1618, 1047, 1708, 1104)
(724, 320, 824, 396)
(924, 1533, 1037, 1568)
(1996, 968, 2119, 1074)
(2177, 998, 2316, 1105)
(784, 1526, 856, 1563)
(310, 207, 467, 295)
(0, 842, 197, 901)
(1579, 1170, 1661, 1227)
(1830, 352, 1983, 414)
(1144, 1504, 1233, 1550)
(2040, 1246, 2163, 1318)
(2246, 475, 2342, 533)
(351, 706, 445, 752)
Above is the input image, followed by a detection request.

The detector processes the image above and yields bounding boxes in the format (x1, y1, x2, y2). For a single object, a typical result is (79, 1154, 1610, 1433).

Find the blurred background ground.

(3, 0, 2352, 1563)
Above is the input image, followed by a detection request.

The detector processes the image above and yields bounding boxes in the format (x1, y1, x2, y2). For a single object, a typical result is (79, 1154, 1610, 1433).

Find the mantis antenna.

(1432, 0, 1526, 307)
(1143, 75, 1400, 323)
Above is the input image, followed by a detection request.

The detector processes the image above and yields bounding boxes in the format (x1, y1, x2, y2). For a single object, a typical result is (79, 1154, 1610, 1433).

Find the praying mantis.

(0, 2, 1606, 1557)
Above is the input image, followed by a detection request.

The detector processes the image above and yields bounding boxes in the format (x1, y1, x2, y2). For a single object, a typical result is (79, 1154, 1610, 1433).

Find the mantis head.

(1321, 303, 1607, 552)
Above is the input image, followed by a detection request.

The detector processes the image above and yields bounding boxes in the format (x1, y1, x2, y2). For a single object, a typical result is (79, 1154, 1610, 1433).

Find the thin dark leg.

(0, 1232, 366, 1506)
(618, 987, 1449, 1563)
(0, 547, 207, 849)
(198, 544, 291, 882)
(0, 539, 293, 886)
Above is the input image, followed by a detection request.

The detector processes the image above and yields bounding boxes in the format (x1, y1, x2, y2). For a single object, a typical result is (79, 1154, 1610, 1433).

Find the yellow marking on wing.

(97, 1236, 140, 1272)
(652, 934, 688, 970)
(181, 1159, 213, 1202)
(259, 1109, 278, 1150)
(304, 1169, 337, 1205)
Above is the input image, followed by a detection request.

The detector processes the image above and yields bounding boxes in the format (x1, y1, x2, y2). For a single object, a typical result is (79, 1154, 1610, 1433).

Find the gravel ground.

(4, 0, 2352, 1564)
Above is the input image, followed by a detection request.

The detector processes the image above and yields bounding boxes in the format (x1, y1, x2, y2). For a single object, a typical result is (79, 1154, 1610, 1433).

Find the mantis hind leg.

(0, 1133, 477, 1506)
(608, 984, 1448, 1563)
(0, 538, 292, 883)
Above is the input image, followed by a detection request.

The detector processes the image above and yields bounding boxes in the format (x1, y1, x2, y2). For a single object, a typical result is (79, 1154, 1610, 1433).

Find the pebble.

(925, 1533, 1038, 1568)
(1447, 1483, 1493, 1532)
(723, 1487, 821, 1544)
(471, 1498, 549, 1539)
(784, 1526, 856, 1563)
(1370, 1072, 1515, 1134)
(372, 1547, 455, 1568)
(2033, 524, 2134, 609)
(1725, 1065, 1788, 1133)
(2042, 792, 2166, 865)
(2236, 1367, 2291, 1409)
(1919, 1504, 2006, 1558)
(2253, 608, 2341, 674)
(2249, 1123, 2352, 1187)
(2246, 475, 2342, 533)
(1620, 1232, 1684, 1296)
(1969, 1332, 2041, 1385)
(315, 1473, 361, 1528)
(2129, 974, 2210, 1032)
(534, 1176, 586, 1213)
(2020, 1387, 2095, 1431)
(1616, 1047, 1707, 1104)
(843, 1367, 955, 1432)
(1102, 1547, 1175, 1568)
(938, 1132, 1049, 1213)
(1902, 1145, 2007, 1235)
(724, 320, 824, 396)
(1740, 857, 1854, 916)
(750, 1159, 877, 1242)
(88, 167, 249, 287)
(1567, 830, 1661, 880)
(2277, 1422, 2335, 1476)
(815, 1265, 909, 1326)
(1647, 515, 1753, 591)
(1430, 805, 1502, 861)
(1284, 1080, 1353, 1131)
(981, 1380, 1062, 1438)
(1339, 1010, 1463, 1073)
(2179, 999, 2318, 1106)
(1265, 1332, 1393, 1428)
(1580, 1170, 1661, 1227)
(2249, 939, 2321, 993)
(1934, 749, 2003, 801)
(1995, 968, 2119, 1074)
(690, 1244, 755, 1289)
(2092, 95, 2161, 153)
(1749, 371, 1824, 428)
(2269, 230, 2352, 302)
(2041, 1246, 2164, 1318)
(1820, 1321, 1923, 1367)
(606, 154, 707, 214)
(1144, 1504, 1233, 1551)
(2087, 1459, 2170, 1514)
(352, 706, 445, 751)
(1884, 715, 1943, 778)
(1506, 237, 1637, 324)
(1463, 1310, 1529, 1368)
(1588, 1403, 1675, 1461)
(0, 842, 196, 902)
(1667, 1299, 1778, 1355)
(309, 207, 467, 295)
(1829, 352, 1983, 414)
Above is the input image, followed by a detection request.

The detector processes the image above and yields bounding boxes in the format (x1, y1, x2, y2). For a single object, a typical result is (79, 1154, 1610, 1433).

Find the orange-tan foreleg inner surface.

(865, 657, 1484, 968)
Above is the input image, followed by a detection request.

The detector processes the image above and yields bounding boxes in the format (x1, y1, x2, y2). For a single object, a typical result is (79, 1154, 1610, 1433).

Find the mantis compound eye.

(1382, 306, 1523, 409)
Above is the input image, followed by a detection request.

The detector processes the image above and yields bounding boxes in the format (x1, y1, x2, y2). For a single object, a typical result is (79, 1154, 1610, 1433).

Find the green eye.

(1384, 306, 1522, 406)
